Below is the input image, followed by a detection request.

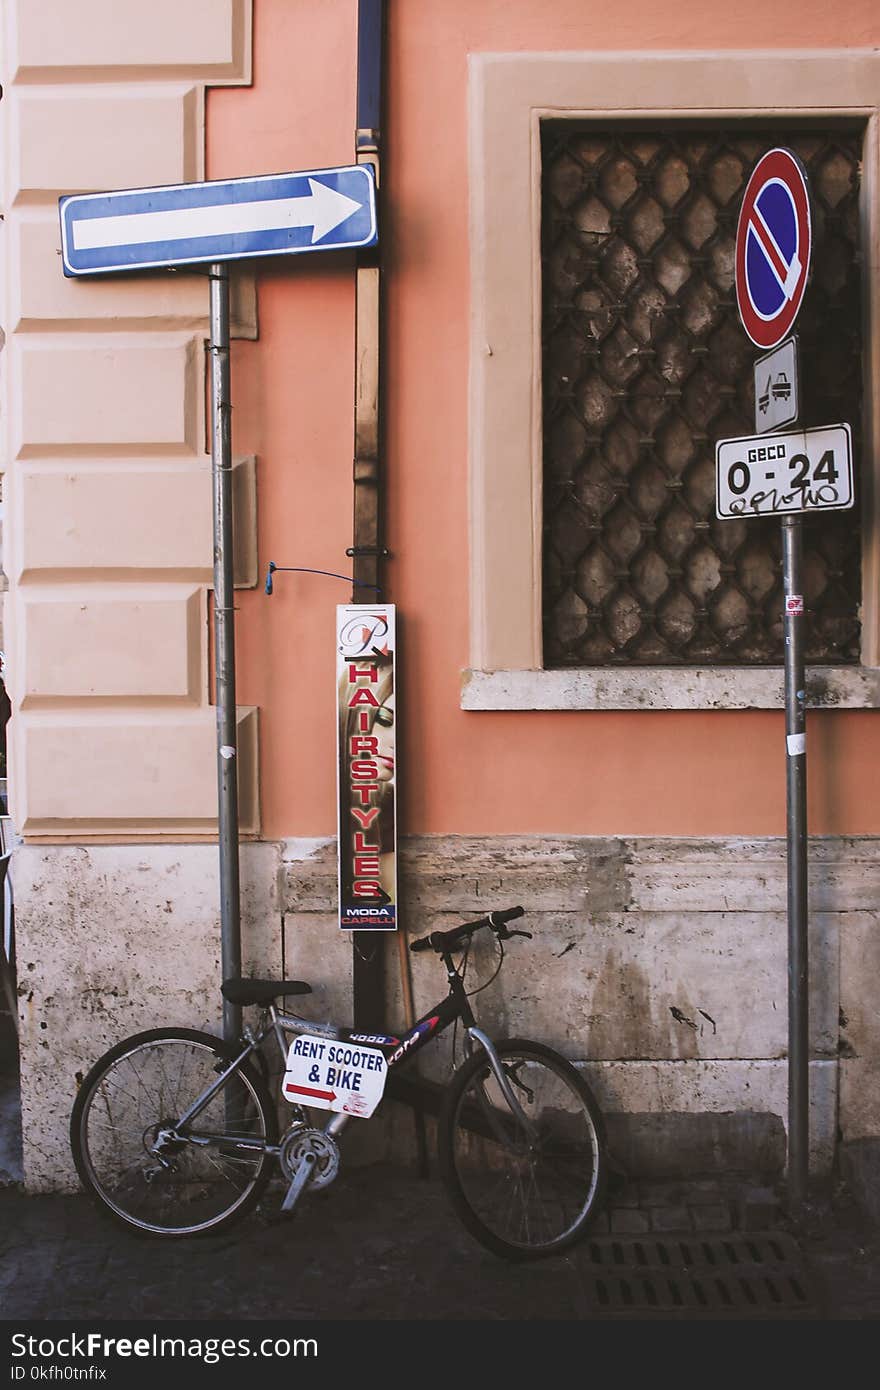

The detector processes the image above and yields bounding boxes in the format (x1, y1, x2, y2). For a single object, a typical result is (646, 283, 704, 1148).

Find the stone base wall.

(10, 834, 880, 1189)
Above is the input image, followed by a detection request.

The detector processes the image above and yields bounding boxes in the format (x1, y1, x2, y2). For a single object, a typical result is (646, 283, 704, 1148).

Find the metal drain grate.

(577, 1233, 817, 1317)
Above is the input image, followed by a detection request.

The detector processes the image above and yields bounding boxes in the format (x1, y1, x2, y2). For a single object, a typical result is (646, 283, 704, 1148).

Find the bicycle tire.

(439, 1037, 606, 1260)
(70, 1027, 278, 1237)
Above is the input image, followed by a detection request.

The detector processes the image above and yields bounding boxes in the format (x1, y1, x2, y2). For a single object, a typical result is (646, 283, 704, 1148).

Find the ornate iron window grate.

(541, 124, 863, 667)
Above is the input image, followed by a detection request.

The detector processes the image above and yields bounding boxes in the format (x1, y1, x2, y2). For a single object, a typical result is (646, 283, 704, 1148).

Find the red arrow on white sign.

(284, 1083, 337, 1103)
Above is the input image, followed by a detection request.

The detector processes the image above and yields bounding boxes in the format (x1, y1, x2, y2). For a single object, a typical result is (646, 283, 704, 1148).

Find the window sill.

(461, 667, 880, 711)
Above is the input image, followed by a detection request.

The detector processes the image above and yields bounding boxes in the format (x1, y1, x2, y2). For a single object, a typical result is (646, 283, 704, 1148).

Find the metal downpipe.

(209, 262, 242, 1044)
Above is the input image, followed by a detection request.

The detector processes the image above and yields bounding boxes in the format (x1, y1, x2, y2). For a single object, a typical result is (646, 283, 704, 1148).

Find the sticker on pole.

(716, 422, 853, 518)
(282, 1035, 388, 1119)
(735, 148, 811, 351)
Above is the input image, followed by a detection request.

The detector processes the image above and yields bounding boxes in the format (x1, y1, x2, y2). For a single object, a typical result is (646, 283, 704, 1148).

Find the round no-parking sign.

(735, 147, 812, 350)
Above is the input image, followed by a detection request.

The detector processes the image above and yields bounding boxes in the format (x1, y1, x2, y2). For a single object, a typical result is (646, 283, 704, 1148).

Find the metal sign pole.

(59, 166, 379, 1051)
(731, 146, 823, 1211)
(782, 515, 809, 1206)
(209, 261, 242, 1044)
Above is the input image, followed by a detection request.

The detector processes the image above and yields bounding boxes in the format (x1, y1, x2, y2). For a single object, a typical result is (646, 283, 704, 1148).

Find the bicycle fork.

(467, 1028, 539, 1141)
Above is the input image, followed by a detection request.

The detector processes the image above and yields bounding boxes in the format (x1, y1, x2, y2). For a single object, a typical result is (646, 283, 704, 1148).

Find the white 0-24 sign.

(715, 423, 853, 519)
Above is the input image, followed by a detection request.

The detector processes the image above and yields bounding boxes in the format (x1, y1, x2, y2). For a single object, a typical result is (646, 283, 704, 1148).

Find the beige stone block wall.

(10, 85, 202, 196)
(15, 464, 214, 578)
(281, 834, 880, 1173)
(15, 335, 201, 455)
(20, 707, 259, 835)
(8, 0, 250, 79)
(15, 831, 876, 1188)
(0, 0, 255, 841)
(15, 457, 256, 585)
(1, 0, 262, 1190)
(21, 588, 203, 701)
(13, 840, 280, 1192)
(840, 908, 880, 1140)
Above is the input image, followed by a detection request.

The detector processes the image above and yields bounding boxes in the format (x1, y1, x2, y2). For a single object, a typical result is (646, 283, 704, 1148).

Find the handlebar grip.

(490, 905, 525, 925)
(410, 908, 525, 954)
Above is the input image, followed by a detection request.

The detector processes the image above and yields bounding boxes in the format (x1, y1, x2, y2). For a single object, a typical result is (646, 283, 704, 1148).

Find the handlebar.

(409, 906, 530, 955)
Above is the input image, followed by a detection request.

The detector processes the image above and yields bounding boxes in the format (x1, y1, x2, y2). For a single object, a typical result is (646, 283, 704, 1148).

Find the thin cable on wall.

(264, 562, 383, 596)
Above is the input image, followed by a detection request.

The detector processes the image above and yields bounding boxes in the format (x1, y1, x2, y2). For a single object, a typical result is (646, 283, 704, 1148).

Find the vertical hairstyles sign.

(336, 605, 397, 931)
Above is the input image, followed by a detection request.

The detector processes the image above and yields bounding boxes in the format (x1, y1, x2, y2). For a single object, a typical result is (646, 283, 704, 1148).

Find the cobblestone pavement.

(2, 1162, 879, 1324)
(2, 1007, 879, 1328)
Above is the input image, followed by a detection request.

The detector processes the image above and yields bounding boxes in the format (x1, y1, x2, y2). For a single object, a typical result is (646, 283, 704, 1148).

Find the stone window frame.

(464, 50, 880, 711)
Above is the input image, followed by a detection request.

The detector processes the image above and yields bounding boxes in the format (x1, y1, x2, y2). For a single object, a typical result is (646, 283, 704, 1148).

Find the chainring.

(279, 1125, 340, 1190)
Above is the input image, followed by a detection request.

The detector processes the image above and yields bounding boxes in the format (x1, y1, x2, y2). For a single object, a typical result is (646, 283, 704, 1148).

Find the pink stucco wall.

(208, 0, 880, 840)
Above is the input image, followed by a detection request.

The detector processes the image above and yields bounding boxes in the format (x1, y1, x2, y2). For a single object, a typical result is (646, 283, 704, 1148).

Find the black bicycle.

(69, 906, 607, 1260)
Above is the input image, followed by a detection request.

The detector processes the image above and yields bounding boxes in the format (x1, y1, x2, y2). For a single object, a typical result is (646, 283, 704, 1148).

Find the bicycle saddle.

(221, 978, 312, 1006)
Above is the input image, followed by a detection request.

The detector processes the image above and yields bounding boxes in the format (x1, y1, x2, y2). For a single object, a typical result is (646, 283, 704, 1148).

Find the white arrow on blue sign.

(59, 165, 377, 276)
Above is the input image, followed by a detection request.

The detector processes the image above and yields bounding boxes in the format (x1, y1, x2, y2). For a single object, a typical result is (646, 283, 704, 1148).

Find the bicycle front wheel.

(70, 1027, 277, 1237)
(439, 1038, 606, 1260)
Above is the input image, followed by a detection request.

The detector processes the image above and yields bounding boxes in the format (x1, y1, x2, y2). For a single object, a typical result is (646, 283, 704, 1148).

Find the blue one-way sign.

(59, 165, 377, 276)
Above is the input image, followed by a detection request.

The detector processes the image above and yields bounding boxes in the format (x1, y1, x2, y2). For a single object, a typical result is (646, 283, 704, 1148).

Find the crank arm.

(280, 1150, 316, 1214)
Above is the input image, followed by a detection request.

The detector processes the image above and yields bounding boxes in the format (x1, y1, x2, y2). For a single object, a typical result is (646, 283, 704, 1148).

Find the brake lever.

(499, 928, 532, 940)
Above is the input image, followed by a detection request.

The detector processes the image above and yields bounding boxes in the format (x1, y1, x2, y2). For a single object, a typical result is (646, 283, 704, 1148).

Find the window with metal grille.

(541, 125, 863, 668)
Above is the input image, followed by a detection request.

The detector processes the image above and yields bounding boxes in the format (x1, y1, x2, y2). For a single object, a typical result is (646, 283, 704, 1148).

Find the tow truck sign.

(754, 336, 799, 434)
(282, 1034, 388, 1119)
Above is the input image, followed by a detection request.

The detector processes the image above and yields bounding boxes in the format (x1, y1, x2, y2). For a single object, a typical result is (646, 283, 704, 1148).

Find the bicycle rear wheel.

(439, 1038, 606, 1260)
(70, 1027, 277, 1237)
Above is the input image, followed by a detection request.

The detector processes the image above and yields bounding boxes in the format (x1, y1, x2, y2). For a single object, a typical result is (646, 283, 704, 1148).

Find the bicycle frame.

(173, 946, 536, 1152)
(71, 904, 609, 1255)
